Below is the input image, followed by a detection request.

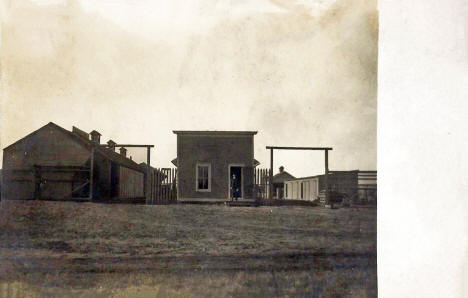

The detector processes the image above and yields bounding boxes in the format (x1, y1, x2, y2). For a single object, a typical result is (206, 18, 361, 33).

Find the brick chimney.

(107, 139, 116, 151)
(279, 166, 284, 173)
(90, 130, 101, 144)
(119, 147, 127, 157)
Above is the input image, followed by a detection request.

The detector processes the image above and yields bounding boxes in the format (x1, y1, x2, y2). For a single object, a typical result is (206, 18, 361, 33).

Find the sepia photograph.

(0, 0, 381, 296)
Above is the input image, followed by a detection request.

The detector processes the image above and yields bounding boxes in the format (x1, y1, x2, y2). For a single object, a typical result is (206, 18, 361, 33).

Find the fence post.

(89, 148, 94, 200)
(174, 169, 178, 203)
(158, 169, 162, 204)
(269, 149, 274, 200)
(172, 169, 176, 203)
(164, 169, 167, 203)
(145, 147, 151, 205)
(156, 169, 160, 204)
(151, 169, 154, 205)
(254, 168, 257, 200)
(325, 149, 329, 206)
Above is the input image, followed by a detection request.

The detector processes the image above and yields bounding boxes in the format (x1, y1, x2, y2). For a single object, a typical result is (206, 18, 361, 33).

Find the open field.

(0, 201, 376, 297)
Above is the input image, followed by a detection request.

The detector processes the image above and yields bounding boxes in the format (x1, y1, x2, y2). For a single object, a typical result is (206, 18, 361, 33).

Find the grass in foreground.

(0, 200, 376, 297)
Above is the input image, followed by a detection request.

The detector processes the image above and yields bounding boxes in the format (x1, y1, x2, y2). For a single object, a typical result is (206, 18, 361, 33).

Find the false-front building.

(172, 131, 259, 202)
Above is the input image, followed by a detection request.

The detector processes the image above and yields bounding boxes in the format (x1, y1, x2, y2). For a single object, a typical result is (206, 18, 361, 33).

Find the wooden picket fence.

(147, 168, 177, 204)
(253, 168, 271, 200)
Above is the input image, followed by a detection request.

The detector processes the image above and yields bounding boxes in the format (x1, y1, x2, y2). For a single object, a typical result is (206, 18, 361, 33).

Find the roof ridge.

(3, 122, 65, 150)
(4, 122, 144, 173)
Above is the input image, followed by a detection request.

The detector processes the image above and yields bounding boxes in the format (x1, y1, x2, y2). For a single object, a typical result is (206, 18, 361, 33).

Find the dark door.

(278, 187, 284, 199)
(110, 162, 119, 198)
(72, 171, 90, 198)
(230, 166, 242, 199)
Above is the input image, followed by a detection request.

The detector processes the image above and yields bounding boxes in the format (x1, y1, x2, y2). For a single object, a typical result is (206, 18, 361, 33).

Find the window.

(301, 182, 304, 199)
(285, 184, 288, 198)
(196, 163, 211, 191)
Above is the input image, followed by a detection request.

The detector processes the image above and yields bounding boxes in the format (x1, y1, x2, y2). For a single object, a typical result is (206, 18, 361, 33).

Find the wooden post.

(157, 169, 160, 204)
(171, 169, 174, 203)
(150, 168, 153, 205)
(325, 149, 329, 206)
(158, 169, 162, 204)
(146, 147, 151, 205)
(163, 169, 167, 203)
(89, 147, 94, 200)
(269, 148, 273, 200)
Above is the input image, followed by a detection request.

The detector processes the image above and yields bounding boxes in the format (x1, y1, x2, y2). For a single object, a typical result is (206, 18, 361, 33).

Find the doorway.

(229, 166, 242, 200)
(110, 162, 119, 198)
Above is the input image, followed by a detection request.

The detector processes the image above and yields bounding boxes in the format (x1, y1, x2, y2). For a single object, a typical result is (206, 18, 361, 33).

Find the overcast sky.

(1, 0, 377, 177)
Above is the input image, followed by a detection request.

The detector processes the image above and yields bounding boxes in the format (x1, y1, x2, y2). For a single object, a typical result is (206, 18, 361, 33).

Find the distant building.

(172, 131, 259, 201)
(284, 175, 319, 201)
(1, 122, 147, 201)
(284, 170, 377, 203)
(272, 166, 295, 199)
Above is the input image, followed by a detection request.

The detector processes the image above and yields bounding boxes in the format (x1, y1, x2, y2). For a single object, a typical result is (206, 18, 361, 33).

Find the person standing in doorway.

(231, 173, 240, 201)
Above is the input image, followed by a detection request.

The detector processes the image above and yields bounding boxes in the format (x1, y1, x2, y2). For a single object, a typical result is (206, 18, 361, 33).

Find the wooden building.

(356, 171, 377, 203)
(172, 131, 259, 202)
(1, 122, 146, 202)
(284, 170, 377, 203)
(284, 175, 319, 201)
(272, 166, 295, 199)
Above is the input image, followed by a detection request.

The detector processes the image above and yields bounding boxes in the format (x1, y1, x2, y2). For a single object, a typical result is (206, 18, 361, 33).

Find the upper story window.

(196, 163, 211, 192)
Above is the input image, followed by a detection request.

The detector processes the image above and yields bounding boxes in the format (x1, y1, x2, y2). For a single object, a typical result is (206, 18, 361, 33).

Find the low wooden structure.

(284, 170, 377, 204)
(266, 146, 333, 204)
(284, 176, 319, 201)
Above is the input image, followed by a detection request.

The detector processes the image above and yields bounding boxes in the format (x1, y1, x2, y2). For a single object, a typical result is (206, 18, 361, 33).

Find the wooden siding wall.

(41, 172, 75, 199)
(319, 172, 359, 199)
(119, 166, 144, 198)
(2, 125, 91, 169)
(1, 169, 35, 200)
(1, 166, 90, 200)
(284, 178, 318, 201)
(357, 171, 377, 202)
(177, 135, 254, 200)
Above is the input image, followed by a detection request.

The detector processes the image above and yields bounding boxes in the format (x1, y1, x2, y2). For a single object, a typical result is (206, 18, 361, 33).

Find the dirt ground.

(0, 201, 376, 297)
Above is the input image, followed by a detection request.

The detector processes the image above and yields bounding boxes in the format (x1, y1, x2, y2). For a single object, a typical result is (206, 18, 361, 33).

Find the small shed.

(284, 176, 320, 201)
(284, 170, 377, 203)
(272, 166, 295, 199)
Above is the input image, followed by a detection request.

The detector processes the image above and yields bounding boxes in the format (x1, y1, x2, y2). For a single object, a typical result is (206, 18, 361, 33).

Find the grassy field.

(0, 201, 376, 297)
